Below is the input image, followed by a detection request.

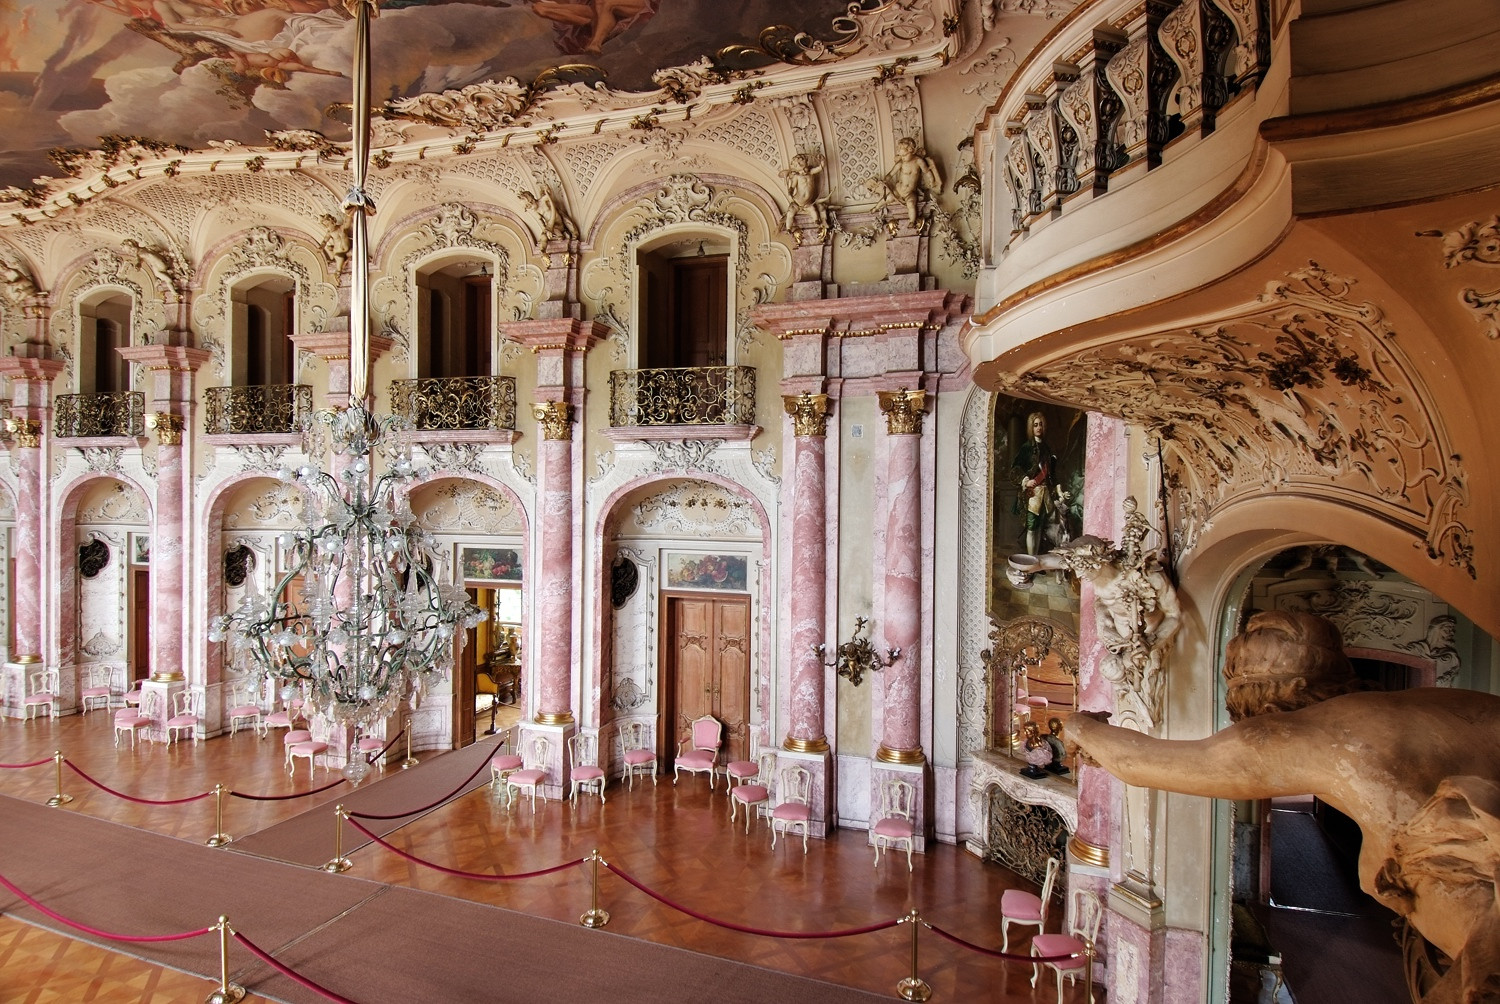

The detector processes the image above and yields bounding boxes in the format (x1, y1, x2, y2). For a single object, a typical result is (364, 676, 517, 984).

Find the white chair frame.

(729, 750, 777, 833)
(1001, 855, 1061, 951)
(871, 776, 917, 871)
(1031, 888, 1103, 1004)
(506, 735, 551, 812)
(770, 763, 813, 853)
(568, 732, 606, 804)
(22, 668, 59, 721)
(619, 720, 657, 789)
(79, 666, 115, 716)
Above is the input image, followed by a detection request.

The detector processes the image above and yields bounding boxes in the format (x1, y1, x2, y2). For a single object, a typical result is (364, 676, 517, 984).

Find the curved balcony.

(609, 366, 756, 429)
(204, 384, 311, 436)
(54, 392, 144, 439)
(389, 375, 517, 433)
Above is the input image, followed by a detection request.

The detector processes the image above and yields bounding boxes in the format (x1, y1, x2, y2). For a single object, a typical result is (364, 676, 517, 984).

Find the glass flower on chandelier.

(209, 403, 486, 733)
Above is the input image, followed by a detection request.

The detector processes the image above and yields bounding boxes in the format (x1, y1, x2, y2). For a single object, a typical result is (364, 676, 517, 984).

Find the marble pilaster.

(0, 354, 65, 673)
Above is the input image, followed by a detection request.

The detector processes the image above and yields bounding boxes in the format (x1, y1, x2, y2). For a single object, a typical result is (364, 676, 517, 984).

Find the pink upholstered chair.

(1001, 855, 1061, 951)
(568, 732, 606, 804)
(729, 750, 777, 833)
(871, 776, 917, 871)
(260, 684, 304, 739)
(226, 684, 262, 736)
(673, 715, 722, 789)
(619, 720, 657, 789)
(22, 669, 59, 721)
(113, 690, 157, 748)
(288, 732, 330, 779)
(122, 674, 145, 708)
(281, 729, 312, 768)
(355, 731, 386, 772)
(723, 748, 761, 790)
(165, 689, 203, 746)
(1031, 887, 1103, 1004)
(770, 763, 813, 854)
(489, 733, 523, 802)
(506, 735, 550, 812)
(79, 666, 114, 716)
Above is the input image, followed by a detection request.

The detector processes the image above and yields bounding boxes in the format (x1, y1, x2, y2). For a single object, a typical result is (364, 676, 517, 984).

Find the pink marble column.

(784, 393, 830, 751)
(149, 419, 186, 682)
(533, 403, 574, 726)
(876, 389, 925, 764)
(9, 426, 42, 660)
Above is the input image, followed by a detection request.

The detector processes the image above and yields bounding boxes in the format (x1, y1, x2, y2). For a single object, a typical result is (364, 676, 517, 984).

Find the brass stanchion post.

(322, 804, 354, 873)
(206, 783, 232, 847)
(895, 909, 932, 1002)
(45, 750, 72, 807)
(203, 916, 245, 1004)
(1084, 938, 1096, 1003)
(401, 723, 418, 769)
(579, 849, 610, 928)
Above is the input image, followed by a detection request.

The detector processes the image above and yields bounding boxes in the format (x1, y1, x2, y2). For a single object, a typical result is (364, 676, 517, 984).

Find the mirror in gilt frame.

(983, 616, 1080, 777)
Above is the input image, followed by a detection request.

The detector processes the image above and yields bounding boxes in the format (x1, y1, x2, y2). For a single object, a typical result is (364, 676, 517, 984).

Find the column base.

(875, 744, 926, 765)
(783, 735, 829, 753)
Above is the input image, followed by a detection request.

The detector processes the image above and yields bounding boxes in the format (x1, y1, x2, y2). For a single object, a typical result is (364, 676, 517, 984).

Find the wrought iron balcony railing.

(204, 384, 312, 435)
(609, 366, 756, 428)
(54, 392, 145, 438)
(389, 375, 517, 433)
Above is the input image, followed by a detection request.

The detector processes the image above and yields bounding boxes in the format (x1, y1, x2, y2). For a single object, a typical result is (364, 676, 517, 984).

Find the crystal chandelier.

(209, 1, 484, 745)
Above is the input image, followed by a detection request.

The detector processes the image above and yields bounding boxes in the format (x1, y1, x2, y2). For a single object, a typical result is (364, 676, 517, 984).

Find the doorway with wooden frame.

(662, 592, 750, 773)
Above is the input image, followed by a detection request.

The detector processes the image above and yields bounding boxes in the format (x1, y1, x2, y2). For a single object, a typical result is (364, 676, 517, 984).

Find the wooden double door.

(663, 594, 750, 768)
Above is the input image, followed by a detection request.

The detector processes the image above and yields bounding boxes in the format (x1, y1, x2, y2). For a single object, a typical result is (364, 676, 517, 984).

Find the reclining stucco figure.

(1065, 610, 1500, 1004)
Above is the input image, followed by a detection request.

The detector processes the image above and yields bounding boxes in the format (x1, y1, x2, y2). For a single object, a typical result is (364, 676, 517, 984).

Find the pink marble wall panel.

(153, 444, 185, 679)
(12, 447, 40, 656)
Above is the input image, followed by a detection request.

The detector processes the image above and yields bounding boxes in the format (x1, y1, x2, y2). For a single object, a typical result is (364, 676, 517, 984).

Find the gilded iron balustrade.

(204, 384, 312, 435)
(389, 375, 517, 432)
(54, 392, 144, 438)
(609, 366, 756, 427)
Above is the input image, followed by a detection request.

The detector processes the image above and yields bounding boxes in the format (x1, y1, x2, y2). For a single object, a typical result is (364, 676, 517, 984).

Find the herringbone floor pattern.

(0, 710, 1089, 1002)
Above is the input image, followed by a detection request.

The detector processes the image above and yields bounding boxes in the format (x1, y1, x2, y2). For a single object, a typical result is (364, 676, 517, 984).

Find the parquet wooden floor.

(0, 711, 1094, 1003)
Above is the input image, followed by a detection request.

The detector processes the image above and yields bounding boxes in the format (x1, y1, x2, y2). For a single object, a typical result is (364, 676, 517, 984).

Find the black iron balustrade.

(389, 375, 517, 432)
(204, 384, 312, 435)
(54, 392, 145, 438)
(609, 366, 756, 428)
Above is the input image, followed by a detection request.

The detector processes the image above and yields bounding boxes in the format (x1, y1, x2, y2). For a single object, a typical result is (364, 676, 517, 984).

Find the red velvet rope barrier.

(232, 931, 359, 1004)
(345, 749, 493, 821)
(345, 817, 585, 880)
(230, 776, 347, 801)
(63, 760, 214, 805)
(924, 919, 1081, 964)
(603, 862, 901, 940)
(0, 757, 52, 769)
(0, 870, 214, 943)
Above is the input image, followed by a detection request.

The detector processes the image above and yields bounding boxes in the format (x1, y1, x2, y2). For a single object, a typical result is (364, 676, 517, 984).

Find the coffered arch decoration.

(999, 262, 1474, 578)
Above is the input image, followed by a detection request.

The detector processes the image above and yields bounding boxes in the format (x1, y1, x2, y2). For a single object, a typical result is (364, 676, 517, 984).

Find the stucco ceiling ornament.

(420, 443, 488, 476)
(0, 249, 37, 302)
(1007, 497, 1181, 732)
(1006, 262, 1474, 575)
(645, 439, 722, 475)
(633, 482, 758, 536)
(1417, 215, 1500, 340)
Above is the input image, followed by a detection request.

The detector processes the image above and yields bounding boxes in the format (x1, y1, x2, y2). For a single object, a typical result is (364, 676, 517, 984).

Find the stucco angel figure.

(518, 188, 577, 242)
(780, 153, 830, 231)
(0, 253, 36, 300)
(1008, 497, 1181, 730)
(121, 238, 178, 293)
(319, 213, 350, 276)
(885, 136, 943, 226)
(1067, 610, 1500, 1004)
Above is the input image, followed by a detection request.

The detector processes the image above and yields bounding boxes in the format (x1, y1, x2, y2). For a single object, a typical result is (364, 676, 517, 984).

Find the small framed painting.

(460, 545, 522, 583)
(129, 532, 150, 566)
(664, 552, 748, 592)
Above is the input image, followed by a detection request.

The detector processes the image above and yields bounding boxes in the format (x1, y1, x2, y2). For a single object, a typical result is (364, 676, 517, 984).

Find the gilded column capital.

(146, 411, 185, 446)
(532, 400, 573, 440)
(782, 392, 830, 437)
(4, 417, 41, 449)
(877, 388, 926, 435)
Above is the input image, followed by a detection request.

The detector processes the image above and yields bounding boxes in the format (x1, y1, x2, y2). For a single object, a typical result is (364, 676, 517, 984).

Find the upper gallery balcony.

(54, 392, 145, 439)
(608, 366, 756, 430)
(203, 384, 312, 436)
(389, 375, 517, 434)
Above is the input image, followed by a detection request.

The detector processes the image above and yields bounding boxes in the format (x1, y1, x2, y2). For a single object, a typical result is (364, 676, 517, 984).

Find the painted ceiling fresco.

(0, 1, 864, 191)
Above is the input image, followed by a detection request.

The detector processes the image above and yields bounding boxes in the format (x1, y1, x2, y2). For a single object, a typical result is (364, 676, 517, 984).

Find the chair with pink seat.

(1001, 855, 1061, 951)
(165, 689, 203, 746)
(288, 731, 330, 779)
(729, 750, 776, 833)
(505, 735, 551, 812)
(113, 690, 158, 749)
(22, 669, 59, 721)
(871, 775, 917, 871)
(568, 732, 606, 804)
(673, 715, 722, 789)
(281, 728, 312, 768)
(122, 673, 145, 709)
(489, 733, 523, 803)
(1031, 887, 1103, 1004)
(770, 763, 813, 854)
(260, 684, 304, 739)
(225, 683, 262, 736)
(619, 720, 656, 789)
(354, 731, 386, 772)
(79, 666, 114, 716)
